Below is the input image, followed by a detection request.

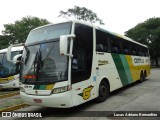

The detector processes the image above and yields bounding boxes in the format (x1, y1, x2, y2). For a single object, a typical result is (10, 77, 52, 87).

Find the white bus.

(0, 46, 23, 89)
(7, 20, 150, 108)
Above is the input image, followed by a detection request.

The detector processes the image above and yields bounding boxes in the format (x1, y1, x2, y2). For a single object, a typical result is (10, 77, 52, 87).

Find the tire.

(139, 72, 145, 83)
(96, 80, 110, 103)
(144, 71, 147, 80)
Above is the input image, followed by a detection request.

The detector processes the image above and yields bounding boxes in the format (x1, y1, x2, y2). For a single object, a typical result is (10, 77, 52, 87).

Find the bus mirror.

(13, 54, 22, 64)
(7, 43, 24, 62)
(60, 34, 75, 57)
(7, 45, 13, 62)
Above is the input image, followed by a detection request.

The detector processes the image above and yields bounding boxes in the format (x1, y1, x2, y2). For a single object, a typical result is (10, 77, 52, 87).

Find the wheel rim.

(100, 85, 107, 97)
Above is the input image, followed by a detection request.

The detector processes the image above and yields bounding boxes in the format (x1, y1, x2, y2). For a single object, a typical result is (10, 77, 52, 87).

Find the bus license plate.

(34, 99, 42, 103)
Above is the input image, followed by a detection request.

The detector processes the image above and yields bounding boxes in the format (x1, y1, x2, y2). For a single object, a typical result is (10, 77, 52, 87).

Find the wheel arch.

(98, 77, 110, 94)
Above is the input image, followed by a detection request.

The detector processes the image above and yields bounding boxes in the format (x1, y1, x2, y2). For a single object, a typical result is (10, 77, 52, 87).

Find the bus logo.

(78, 86, 94, 100)
(98, 60, 109, 66)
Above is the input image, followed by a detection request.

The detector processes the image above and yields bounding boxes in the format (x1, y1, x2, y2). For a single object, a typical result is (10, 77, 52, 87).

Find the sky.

(0, 0, 159, 35)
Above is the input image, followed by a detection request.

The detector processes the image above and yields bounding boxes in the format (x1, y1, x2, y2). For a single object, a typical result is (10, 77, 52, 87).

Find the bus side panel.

(126, 55, 150, 81)
(111, 54, 134, 86)
(95, 53, 123, 92)
(125, 55, 140, 81)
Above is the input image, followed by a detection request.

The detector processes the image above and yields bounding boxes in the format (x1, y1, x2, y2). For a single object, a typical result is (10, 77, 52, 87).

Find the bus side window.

(145, 47, 149, 57)
(130, 43, 138, 56)
(142, 47, 148, 57)
(110, 37, 121, 54)
(96, 44, 104, 51)
(122, 40, 130, 55)
(137, 45, 142, 56)
(96, 29, 110, 52)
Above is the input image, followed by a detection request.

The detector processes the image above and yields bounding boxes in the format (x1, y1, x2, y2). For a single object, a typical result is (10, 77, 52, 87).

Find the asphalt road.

(1, 68, 160, 120)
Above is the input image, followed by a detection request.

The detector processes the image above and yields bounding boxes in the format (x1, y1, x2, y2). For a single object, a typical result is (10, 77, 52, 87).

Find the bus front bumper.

(0, 80, 19, 89)
(20, 91, 73, 108)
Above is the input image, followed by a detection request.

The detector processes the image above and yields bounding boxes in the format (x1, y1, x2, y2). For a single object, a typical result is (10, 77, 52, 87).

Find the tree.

(0, 16, 50, 47)
(125, 17, 160, 67)
(59, 6, 104, 25)
(0, 35, 12, 49)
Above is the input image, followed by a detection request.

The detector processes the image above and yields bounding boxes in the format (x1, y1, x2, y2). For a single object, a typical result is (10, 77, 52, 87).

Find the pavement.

(0, 68, 160, 120)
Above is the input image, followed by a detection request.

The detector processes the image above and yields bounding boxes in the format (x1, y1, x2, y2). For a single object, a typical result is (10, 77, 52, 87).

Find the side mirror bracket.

(13, 54, 22, 64)
(60, 34, 75, 57)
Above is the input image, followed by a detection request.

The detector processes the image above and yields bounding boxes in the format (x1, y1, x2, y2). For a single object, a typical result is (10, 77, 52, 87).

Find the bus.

(0, 46, 23, 89)
(7, 20, 150, 108)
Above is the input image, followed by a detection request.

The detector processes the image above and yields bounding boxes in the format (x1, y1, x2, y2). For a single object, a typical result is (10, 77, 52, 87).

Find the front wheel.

(95, 80, 110, 103)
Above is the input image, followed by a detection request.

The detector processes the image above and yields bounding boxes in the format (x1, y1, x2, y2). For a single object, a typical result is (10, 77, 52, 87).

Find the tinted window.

(121, 40, 130, 55)
(71, 24, 93, 84)
(110, 36, 122, 54)
(96, 30, 110, 52)
(130, 43, 138, 56)
(0, 51, 20, 77)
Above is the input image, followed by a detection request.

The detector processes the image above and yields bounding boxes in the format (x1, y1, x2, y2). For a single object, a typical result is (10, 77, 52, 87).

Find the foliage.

(125, 17, 160, 66)
(0, 35, 12, 49)
(59, 6, 104, 25)
(0, 16, 50, 48)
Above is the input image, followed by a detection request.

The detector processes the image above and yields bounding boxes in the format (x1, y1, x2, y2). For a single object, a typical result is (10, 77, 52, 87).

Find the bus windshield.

(20, 23, 71, 84)
(26, 22, 71, 45)
(0, 52, 20, 77)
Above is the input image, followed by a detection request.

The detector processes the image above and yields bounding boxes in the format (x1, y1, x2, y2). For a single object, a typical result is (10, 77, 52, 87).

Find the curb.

(0, 92, 19, 99)
(0, 103, 29, 112)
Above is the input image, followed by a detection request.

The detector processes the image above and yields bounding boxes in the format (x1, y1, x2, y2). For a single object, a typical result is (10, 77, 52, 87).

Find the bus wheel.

(139, 72, 145, 83)
(144, 70, 147, 80)
(96, 80, 110, 103)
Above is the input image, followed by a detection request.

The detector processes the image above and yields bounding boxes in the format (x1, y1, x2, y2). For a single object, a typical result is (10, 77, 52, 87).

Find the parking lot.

(1, 68, 160, 120)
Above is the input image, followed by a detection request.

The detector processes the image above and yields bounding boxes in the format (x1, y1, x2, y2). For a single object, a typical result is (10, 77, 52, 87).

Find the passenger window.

(110, 37, 122, 54)
(130, 43, 138, 56)
(141, 47, 149, 57)
(137, 46, 142, 56)
(121, 40, 130, 55)
(145, 48, 149, 57)
(96, 29, 110, 52)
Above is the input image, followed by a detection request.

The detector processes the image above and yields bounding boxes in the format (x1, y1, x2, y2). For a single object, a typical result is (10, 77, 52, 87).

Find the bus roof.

(30, 20, 94, 32)
(29, 20, 147, 48)
(97, 27, 147, 48)
(0, 46, 24, 54)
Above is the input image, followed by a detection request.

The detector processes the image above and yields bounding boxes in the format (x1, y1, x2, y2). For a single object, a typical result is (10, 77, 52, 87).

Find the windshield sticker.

(78, 85, 94, 100)
(93, 76, 96, 82)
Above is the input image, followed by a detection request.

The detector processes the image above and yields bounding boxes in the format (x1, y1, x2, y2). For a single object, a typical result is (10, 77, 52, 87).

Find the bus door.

(71, 23, 96, 106)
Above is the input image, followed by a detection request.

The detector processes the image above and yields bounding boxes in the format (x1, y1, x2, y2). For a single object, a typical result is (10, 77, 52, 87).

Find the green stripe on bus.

(120, 55, 133, 83)
(40, 85, 46, 90)
(111, 53, 129, 86)
(33, 85, 41, 90)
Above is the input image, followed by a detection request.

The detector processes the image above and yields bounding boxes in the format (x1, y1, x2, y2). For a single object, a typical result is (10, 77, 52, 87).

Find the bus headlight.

(52, 85, 71, 94)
